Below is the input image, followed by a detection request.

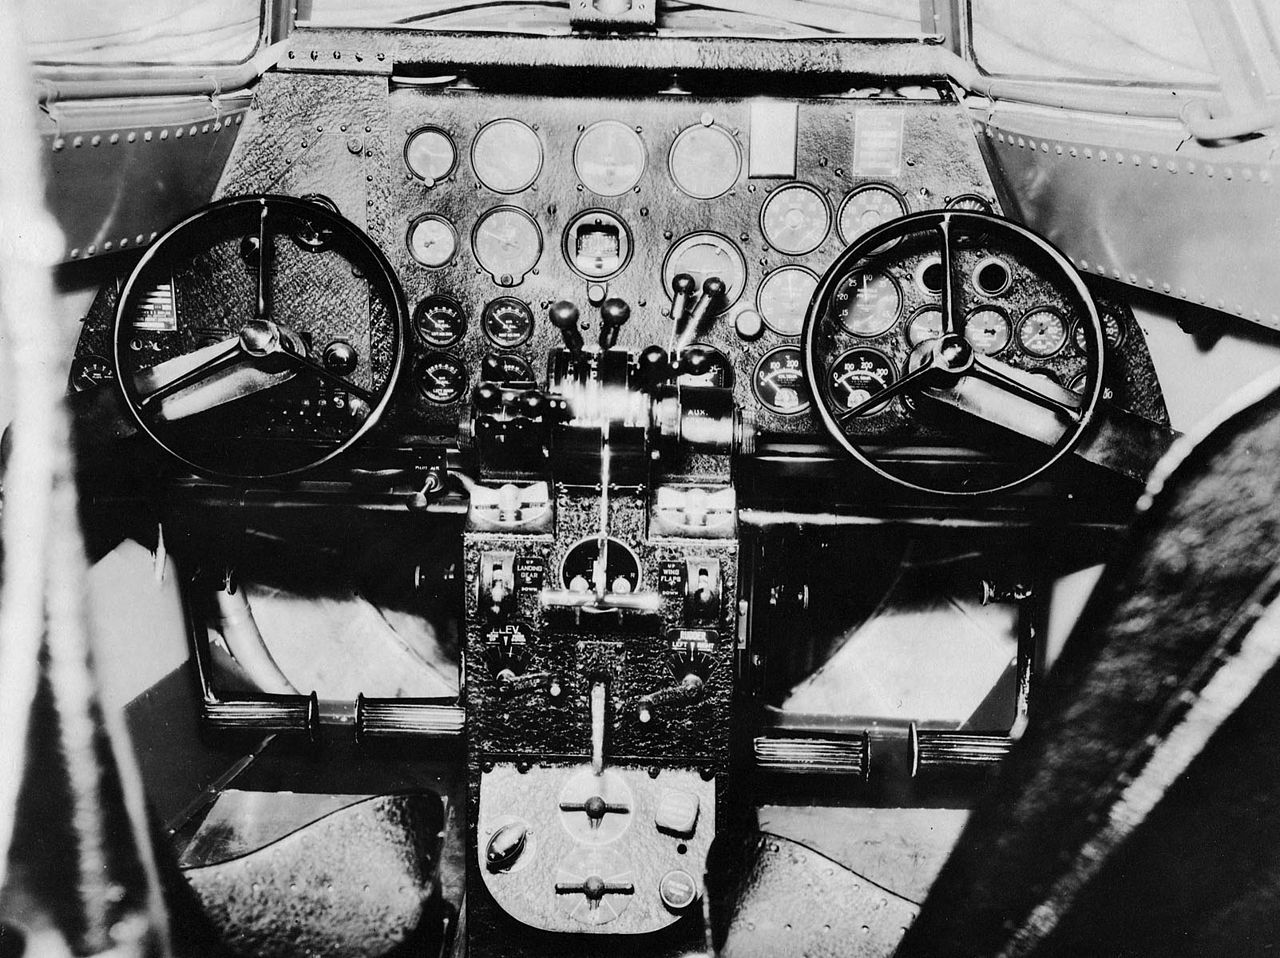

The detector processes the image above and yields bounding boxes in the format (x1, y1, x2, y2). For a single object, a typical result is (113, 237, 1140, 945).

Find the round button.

(659, 869, 699, 912)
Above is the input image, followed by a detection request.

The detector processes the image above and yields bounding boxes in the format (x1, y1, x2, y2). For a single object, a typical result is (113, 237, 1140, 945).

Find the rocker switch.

(479, 551, 517, 619)
(684, 559, 720, 625)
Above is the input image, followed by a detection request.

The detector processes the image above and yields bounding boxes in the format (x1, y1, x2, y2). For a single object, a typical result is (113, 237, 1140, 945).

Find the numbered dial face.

(756, 266, 819, 336)
(668, 124, 742, 199)
(752, 345, 811, 415)
(761, 183, 830, 255)
(662, 232, 747, 308)
(963, 307, 1012, 355)
(413, 294, 466, 348)
(404, 127, 457, 183)
(472, 206, 542, 285)
(831, 271, 902, 337)
(574, 120, 646, 196)
(838, 185, 908, 245)
(482, 297, 535, 348)
(481, 352, 535, 384)
(70, 354, 115, 392)
(563, 209, 632, 280)
(407, 214, 458, 268)
(828, 348, 896, 416)
(417, 352, 467, 404)
(1075, 313, 1125, 351)
(471, 119, 542, 194)
(906, 306, 945, 346)
(946, 194, 993, 212)
(1017, 308, 1068, 357)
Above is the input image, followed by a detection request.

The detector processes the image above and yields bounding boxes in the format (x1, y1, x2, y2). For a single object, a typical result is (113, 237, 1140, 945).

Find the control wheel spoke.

(277, 343, 375, 403)
(971, 356, 1083, 422)
(835, 357, 935, 424)
(937, 214, 959, 334)
(136, 339, 245, 414)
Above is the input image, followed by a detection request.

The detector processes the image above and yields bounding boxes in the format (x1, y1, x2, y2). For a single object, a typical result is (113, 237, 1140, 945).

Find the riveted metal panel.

(40, 95, 251, 264)
(977, 116, 1280, 331)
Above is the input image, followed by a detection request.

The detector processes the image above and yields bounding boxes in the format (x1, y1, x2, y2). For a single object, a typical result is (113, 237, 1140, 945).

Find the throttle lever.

(674, 277, 725, 366)
(549, 300, 583, 353)
(598, 297, 631, 349)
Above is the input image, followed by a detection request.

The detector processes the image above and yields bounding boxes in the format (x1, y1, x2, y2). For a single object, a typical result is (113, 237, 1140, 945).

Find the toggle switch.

(685, 558, 721, 625)
(479, 551, 517, 619)
(486, 821, 528, 872)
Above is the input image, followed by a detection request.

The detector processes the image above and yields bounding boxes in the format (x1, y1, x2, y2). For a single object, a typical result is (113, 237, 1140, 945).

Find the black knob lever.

(674, 276, 725, 363)
(598, 297, 631, 349)
(549, 300, 583, 353)
(670, 273, 696, 328)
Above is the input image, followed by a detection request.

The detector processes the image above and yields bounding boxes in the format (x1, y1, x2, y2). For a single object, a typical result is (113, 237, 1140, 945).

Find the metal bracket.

(570, 0, 656, 33)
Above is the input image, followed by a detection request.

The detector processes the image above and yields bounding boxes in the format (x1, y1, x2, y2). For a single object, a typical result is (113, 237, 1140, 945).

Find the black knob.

(599, 297, 631, 348)
(670, 273, 696, 325)
(680, 345, 712, 377)
(549, 300, 583, 352)
(480, 354, 504, 382)
(521, 390, 546, 418)
(474, 381, 502, 414)
(637, 345, 671, 390)
(700, 276, 726, 303)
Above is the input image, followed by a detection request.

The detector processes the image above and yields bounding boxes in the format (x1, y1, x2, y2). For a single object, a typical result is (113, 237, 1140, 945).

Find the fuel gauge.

(752, 345, 811, 415)
(482, 297, 535, 348)
(413, 294, 466, 348)
(417, 352, 468, 404)
(70, 354, 115, 392)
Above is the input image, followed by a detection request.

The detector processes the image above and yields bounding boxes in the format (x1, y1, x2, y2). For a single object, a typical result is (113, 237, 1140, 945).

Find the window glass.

(972, 0, 1217, 86)
(20, 0, 262, 65)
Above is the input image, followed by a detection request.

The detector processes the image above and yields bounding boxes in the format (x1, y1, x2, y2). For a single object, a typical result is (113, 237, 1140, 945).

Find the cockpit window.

(19, 0, 263, 65)
(970, 0, 1218, 86)
(300, 0, 927, 38)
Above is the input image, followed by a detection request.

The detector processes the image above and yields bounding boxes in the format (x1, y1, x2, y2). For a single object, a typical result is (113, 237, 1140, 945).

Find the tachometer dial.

(662, 232, 747, 308)
(404, 127, 457, 183)
(837, 185, 908, 246)
(472, 206, 542, 286)
(417, 352, 467, 404)
(963, 307, 1011, 355)
(752, 345, 811, 415)
(574, 120, 646, 196)
(669, 123, 742, 200)
(828, 347, 896, 416)
(482, 297, 535, 348)
(906, 306, 944, 346)
(413, 294, 466, 348)
(1017, 308, 1067, 357)
(756, 265, 818, 336)
(407, 214, 458, 268)
(831, 271, 902, 338)
(760, 183, 831, 255)
(471, 118, 542, 194)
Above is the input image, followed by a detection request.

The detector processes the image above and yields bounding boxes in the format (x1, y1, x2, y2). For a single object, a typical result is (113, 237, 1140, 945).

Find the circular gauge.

(481, 352, 535, 384)
(757, 265, 819, 336)
(407, 214, 458, 268)
(668, 123, 742, 200)
(662, 232, 747, 308)
(471, 118, 543, 194)
(472, 206, 542, 286)
(947, 193, 993, 212)
(1074, 313, 1125, 352)
(70, 354, 115, 392)
(752, 345, 811, 415)
(760, 183, 831, 255)
(914, 256, 944, 296)
(563, 209, 632, 280)
(482, 297, 535, 348)
(404, 127, 457, 183)
(1017, 308, 1068, 357)
(972, 256, 1012, 297)
(413, 294, 466, 347)
(417, 352, 467, 404)
(906, 306, 945, 346)
(963, 307, 1011, 355)
(561, 537, 642, 594)
(677, 344, 733, 388)
(574, 120, 646, 196)
(829, 347, 897, 416)
(837, 185, 908, 246)
(831, 271, 902, 338)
